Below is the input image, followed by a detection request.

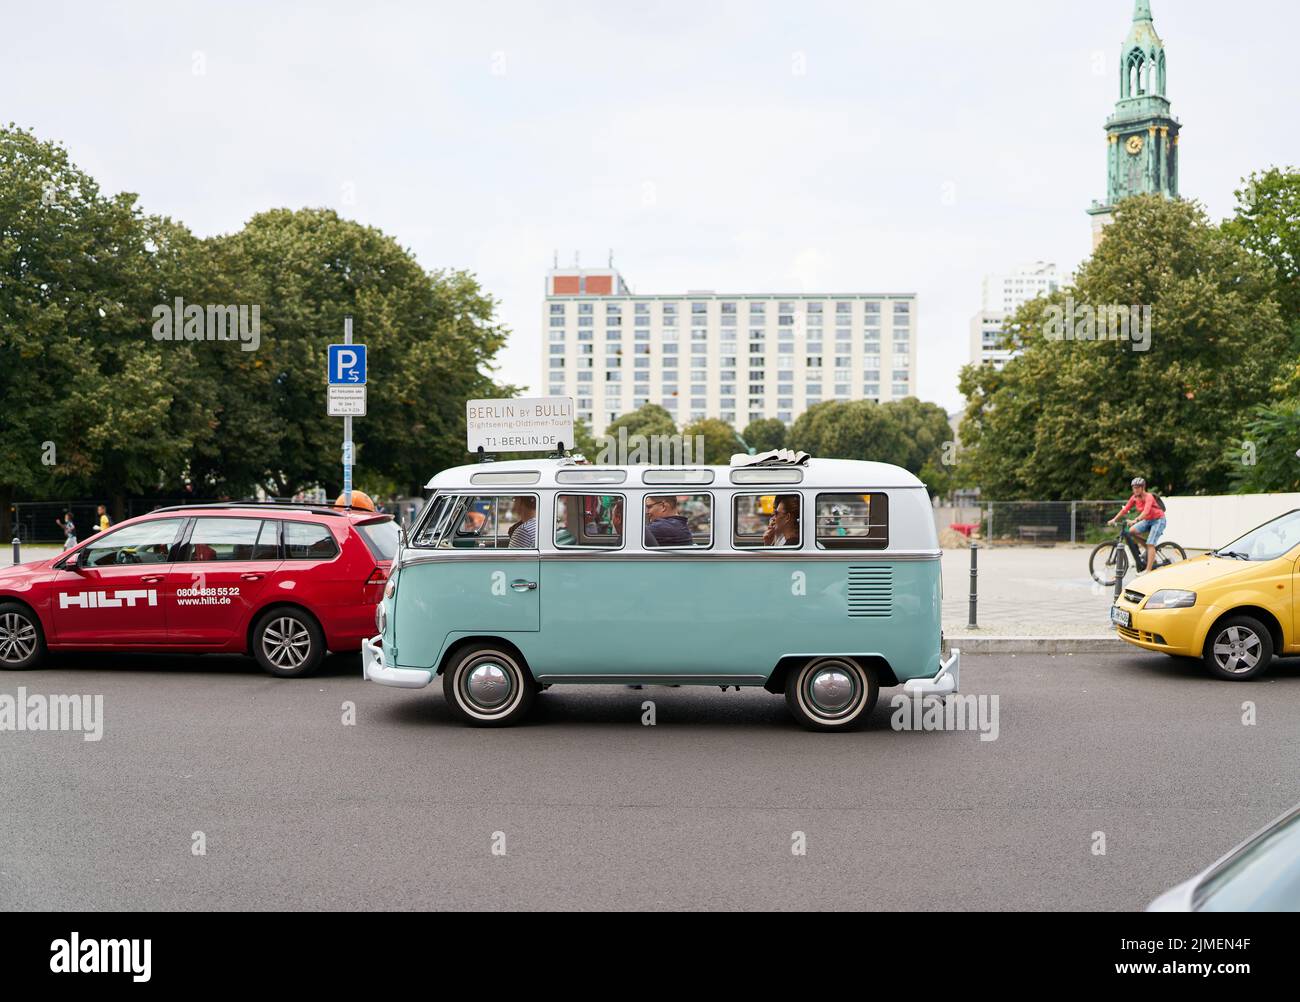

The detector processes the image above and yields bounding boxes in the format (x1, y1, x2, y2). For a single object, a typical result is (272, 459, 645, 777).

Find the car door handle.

(141, 575, 165, 584)
(240, 573, 264, 581)
(510, 579, 537, 591)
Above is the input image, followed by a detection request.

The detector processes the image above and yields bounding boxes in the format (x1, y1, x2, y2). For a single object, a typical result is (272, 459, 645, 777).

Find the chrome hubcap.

(1213, 627, 1261, 673)
(804, 659, 862, 719)
(0, 612, 37, 664)
(262, 617, 311, 669)
(464, 661, 512, 709)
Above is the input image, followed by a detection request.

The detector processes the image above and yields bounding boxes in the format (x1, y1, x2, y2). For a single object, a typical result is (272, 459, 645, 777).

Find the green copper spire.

(1088, 0, 1182, 244)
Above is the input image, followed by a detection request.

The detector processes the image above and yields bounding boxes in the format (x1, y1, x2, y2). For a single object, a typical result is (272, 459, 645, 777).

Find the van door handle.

(141, 575, 164, 584)
(510, 579, 537, 591)
(240, 573, 264, 581)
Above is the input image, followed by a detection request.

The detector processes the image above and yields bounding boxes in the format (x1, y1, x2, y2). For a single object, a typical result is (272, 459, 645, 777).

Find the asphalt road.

(2, 649, 1298, 911)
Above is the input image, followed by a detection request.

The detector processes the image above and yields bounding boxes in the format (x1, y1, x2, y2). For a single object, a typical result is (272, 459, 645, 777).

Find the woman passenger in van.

(762, 495, 800, 547)
(644, 495, 692, 547)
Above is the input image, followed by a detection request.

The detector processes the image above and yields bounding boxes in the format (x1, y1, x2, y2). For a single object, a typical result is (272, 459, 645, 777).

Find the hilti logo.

(59, 589, 158, 609)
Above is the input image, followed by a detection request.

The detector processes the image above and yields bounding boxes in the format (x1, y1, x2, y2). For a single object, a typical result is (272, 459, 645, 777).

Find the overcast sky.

(6, 0, 1295, 411)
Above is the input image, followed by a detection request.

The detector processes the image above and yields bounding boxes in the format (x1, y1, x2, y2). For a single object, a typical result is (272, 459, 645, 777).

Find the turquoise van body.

(364, 457, 958, 728)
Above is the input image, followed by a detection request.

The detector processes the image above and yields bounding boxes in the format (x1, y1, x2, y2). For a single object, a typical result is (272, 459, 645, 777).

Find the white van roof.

(425, 457, 925, 491)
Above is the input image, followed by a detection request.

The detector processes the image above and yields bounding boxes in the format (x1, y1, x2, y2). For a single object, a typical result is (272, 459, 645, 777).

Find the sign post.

(466, 397, 575, 457)
(328, 320, 368, 507)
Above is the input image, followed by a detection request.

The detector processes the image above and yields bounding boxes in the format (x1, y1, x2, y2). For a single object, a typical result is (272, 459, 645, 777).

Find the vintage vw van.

(362, 457, 958, 730)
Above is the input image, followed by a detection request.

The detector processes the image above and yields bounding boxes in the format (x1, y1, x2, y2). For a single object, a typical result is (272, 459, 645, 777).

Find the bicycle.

(1089, 522, 1187, 586)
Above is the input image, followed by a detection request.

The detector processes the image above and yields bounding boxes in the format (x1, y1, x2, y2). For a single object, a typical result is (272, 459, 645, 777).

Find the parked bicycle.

(1089, 522, 1187, 586)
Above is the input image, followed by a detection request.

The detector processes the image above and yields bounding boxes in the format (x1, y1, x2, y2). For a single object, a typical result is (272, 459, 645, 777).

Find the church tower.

(1087, 0, 1181, 247)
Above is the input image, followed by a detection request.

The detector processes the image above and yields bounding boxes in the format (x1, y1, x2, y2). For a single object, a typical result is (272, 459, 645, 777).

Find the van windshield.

(1215, 510, 1300, 561)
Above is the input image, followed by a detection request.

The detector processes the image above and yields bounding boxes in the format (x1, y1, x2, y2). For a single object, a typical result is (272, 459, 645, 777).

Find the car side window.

(815, 493, 889, 550)
(733, 494, 802, 549)
(80, 518, 186, 567)
(555, 494, 624, 549)
(284, 521, 340, 560)
(643, 493, 712, 548)
(435, 495, 539, 550)
(182, 518, 277, 562)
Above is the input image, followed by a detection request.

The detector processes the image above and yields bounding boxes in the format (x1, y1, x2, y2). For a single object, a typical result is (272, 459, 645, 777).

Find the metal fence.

(9, 499, 221, 545)
(938, 500, 1127, 545)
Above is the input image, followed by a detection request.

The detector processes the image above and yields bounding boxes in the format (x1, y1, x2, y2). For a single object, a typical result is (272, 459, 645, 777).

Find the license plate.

(1110, 606, 1131, 628)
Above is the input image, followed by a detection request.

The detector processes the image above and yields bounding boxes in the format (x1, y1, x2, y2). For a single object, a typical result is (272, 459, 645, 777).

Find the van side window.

(733, 494, 801, 548)
(555, 494, 624, 549)
(643, 493, 712, 548)
(815, 493, 889, 550)
(411, 494, 455, 547)
(441, 495, 539, 550)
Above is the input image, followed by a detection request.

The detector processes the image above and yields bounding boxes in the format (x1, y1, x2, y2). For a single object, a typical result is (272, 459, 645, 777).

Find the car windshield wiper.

(1212, 550, 1252, 560)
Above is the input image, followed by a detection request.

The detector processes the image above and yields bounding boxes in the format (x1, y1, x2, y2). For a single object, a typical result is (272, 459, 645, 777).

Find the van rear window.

(815, 493, 889, 550)
(355, 519, 399, 561)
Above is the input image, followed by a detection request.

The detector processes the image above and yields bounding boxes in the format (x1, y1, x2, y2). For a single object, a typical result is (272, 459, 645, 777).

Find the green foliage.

(957, 194, 1287, 500)
(741, 417, 787, 453)
(786, 398, 952, 494)
(681, 417, 741, 464)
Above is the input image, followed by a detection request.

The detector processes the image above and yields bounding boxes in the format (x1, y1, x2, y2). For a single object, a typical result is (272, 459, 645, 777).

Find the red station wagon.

(0, 503, 396, 677)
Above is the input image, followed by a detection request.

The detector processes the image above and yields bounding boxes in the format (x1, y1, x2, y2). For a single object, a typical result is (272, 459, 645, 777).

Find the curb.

(948, 635, 1126, 654)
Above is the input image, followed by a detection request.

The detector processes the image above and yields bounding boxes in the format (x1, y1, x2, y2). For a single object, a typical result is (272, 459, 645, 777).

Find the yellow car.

(1110, 509, 1300, 680)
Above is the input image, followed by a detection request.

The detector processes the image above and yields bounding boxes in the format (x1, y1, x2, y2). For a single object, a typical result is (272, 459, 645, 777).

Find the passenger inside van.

(762, 495, 801, 547)
(507, 495, 538, 548)
(644, 495, 692, 547)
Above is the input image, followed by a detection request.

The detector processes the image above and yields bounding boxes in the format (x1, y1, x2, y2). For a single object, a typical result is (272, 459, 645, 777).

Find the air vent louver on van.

(847, 565, 893, 618)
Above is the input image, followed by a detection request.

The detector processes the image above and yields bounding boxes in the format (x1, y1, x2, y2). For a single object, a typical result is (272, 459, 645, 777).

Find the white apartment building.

(542, 267, 918, 436)
(968, 261, 1062, 370)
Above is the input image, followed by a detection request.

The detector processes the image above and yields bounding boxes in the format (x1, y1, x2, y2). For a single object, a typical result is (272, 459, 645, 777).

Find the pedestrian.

(56, 511, 77, 550)
(96, 504, 111, 534)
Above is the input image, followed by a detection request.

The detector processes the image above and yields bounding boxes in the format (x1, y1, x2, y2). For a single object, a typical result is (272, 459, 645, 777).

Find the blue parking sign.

(328, 343, 367, 385)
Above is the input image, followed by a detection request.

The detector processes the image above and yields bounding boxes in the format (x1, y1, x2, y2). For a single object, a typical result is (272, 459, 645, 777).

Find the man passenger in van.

(762, 495, 800, 547)
(507, 495, 538, 548)
(644, 495, 692, 547)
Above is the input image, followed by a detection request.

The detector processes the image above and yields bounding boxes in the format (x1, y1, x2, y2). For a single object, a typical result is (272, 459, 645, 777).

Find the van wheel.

(252, 608, 325, 678)
(785, 657, 878, 731)
(444, 645, 535, 726)
(0, 603, 45, 670)
(1203, 616, 1272, 681)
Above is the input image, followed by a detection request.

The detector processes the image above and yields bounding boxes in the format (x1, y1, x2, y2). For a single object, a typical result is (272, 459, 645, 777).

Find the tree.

(958, 195, 1287, 500)
(596, 403, 679, 463)
(681, 417, 740, 464)
(788, 400, 911, 468)
(0, 125, 210, 528)
(216, 209, 510, 497)
(1219, 167, 1300, 492)
(741, 417, 787, 453)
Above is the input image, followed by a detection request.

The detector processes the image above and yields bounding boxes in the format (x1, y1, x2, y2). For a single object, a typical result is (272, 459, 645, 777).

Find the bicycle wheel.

(1157, 541, 1187, 566)
(1089, 541, 1121, 586)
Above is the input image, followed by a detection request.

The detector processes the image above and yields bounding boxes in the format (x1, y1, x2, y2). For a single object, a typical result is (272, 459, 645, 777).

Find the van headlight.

(375, 602, 387, 634)
(1144, 589, 1196, 610)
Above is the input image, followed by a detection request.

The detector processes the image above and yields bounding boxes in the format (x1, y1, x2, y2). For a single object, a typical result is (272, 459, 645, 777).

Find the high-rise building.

(542, 267, 918, 437)
(1087, 0, 1181, 247)
(968, 262, 1062, 369)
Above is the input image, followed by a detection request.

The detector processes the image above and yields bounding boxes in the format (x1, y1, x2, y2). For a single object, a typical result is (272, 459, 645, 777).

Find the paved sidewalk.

(942, 543, 1129, 638)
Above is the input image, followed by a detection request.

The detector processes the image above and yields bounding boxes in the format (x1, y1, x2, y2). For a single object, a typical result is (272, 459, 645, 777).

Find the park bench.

(1017, 525, 1058, 544)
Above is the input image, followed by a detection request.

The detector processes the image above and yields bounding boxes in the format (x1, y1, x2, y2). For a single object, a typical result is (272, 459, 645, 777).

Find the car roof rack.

(149, 501, 367, 518)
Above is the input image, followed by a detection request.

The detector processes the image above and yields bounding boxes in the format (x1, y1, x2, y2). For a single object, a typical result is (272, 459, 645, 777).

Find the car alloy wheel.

(0, 611, 39, 667)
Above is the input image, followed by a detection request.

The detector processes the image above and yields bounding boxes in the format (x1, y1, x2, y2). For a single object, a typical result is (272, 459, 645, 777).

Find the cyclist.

(1108, 477, 1167, 572)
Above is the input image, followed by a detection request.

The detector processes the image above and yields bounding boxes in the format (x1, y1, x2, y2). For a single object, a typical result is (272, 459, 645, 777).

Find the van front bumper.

(902, 648, 959, 697)
(362, 635, 434, 689)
